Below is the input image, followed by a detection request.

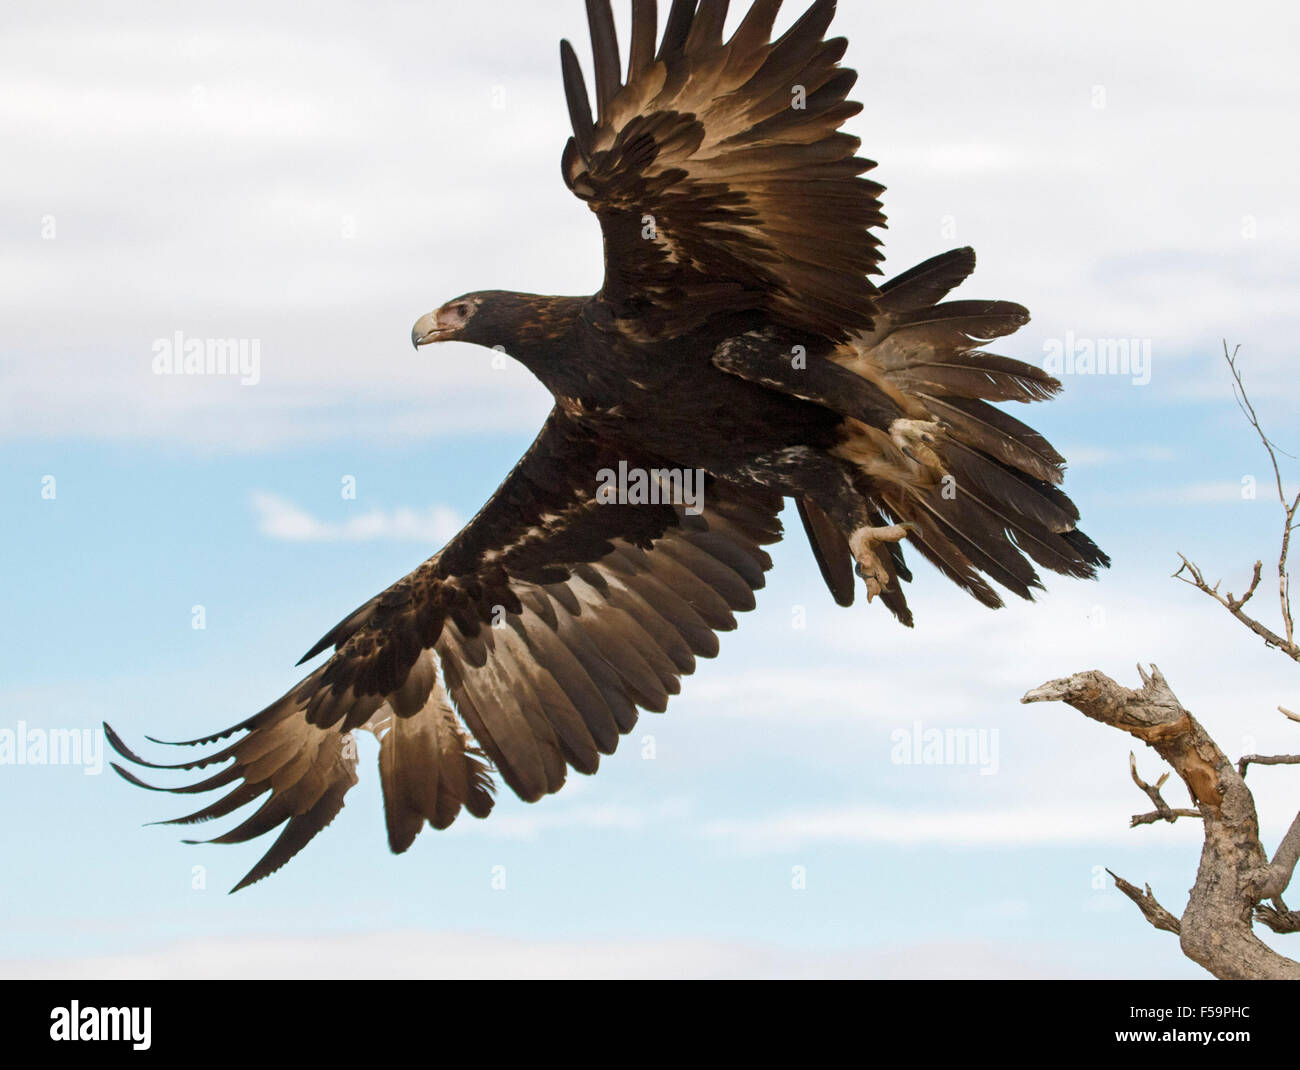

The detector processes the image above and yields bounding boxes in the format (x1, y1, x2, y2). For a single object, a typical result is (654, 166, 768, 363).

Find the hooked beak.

(411, 311, 447, 350)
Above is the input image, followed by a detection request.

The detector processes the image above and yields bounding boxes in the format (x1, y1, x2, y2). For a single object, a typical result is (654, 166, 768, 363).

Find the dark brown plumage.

(108, 0, 1107, 891)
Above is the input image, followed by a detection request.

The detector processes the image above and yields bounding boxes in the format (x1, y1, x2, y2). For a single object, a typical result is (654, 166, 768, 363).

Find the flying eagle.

(108, 0, 1108, 892)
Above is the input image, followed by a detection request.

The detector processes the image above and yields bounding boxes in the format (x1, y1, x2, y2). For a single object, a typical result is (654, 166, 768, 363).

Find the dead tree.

(1023, 345, 1300, 979)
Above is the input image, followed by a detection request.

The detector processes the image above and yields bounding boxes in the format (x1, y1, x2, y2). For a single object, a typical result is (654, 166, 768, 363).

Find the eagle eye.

(440, 300, 475, 330)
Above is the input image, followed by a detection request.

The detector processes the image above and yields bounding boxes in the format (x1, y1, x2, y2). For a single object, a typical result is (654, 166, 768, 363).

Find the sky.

(2, 0, 1299, 980)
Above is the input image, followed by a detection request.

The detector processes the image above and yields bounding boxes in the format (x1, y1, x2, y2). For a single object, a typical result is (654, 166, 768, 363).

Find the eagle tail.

(825, 247, 1109, 610)
(715, 247, 1108, 612)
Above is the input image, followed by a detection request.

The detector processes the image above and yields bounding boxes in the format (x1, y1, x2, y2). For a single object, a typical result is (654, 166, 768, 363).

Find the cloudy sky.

(2, 0, 1298, 979)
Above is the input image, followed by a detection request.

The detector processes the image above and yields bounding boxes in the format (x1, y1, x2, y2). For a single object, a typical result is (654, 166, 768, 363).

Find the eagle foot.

(850, 523, 918, 601)
(890, 419, 946, 473)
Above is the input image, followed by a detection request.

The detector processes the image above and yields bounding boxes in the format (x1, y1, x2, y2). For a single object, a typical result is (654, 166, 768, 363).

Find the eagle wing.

(561, 0, 885, 339)
(108, 411, 783, 891)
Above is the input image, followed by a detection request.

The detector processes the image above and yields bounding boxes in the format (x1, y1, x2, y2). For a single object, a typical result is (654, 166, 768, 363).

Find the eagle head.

(411, 293, 487, 349)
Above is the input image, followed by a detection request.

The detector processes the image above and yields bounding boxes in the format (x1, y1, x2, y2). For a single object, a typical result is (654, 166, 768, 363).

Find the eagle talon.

(849, 523, 917, 600)
(855, 562, 885, 602)
(890, 419, 945, 473)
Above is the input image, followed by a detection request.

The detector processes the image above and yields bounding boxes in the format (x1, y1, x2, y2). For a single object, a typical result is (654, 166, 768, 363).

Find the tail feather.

(1063, 527, 1112, 570)
(885, 300, 1031, 345)
(877, 246, 977, 310)
(796, 498, 857, 608)
(885, 500, 1005, 610)
(920, 395, 1065, 485)
(827, 248, 1106, 610)
(889, 350, 1060, 404)
(900, 489, 1044, 600)
(711, 245, 1106, 613)
(951, 484, 1097, 581)
(942, 441, 1077, 533)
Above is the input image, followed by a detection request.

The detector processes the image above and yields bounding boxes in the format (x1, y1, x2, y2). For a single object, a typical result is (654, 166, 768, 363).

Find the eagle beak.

(411, 311, 445, 350)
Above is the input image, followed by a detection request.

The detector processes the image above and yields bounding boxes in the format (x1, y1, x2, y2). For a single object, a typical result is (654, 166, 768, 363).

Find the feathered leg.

(724, 446, 909, 605)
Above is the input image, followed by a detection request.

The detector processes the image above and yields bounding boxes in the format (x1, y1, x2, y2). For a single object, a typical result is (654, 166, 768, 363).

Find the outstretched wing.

(561, 0, 885, 339)
(108, 411, 783, 891)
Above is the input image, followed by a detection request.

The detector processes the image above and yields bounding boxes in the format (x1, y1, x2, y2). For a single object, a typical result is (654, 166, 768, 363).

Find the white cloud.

(1062, 445, 1177, 467)
(1093, 481, 1257, 506)
(1162, 482, 1259, 505)
(0, 929, 1120, 980)
(251, 491, 462, 544)
(699, 805, 1202, 852)
(448, 797, 694, 842)
(663, 573, 1300, 861)
(2, 0, 1298, 449)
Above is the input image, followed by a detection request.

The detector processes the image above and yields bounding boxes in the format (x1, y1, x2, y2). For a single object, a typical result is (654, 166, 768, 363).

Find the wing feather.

(563, 0, 884, 339)
(628, 0, 660, 77)
(109, 410, 782, 888)
(585, 0, 622, 121)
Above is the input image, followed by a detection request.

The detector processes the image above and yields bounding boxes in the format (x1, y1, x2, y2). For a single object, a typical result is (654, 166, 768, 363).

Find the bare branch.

(1174, 553, 1300, 662)
(1107, 871, 1182, 934)
(1223, 342, 1298, 649)
(1228, 561, 1263, 612)
(1128, 752, 1200, 825)
(1238, 697, 1300, 779)
(1238, 753, 1300, 777)
(1023, 666, 1300, 979)
(1255, 904, 1300, 934)
(1224, 342, 1294, 493)
(1131, 808, 1202, 827)
(1255, 810, 1300, 901)
(1173, 348, 1300, 661)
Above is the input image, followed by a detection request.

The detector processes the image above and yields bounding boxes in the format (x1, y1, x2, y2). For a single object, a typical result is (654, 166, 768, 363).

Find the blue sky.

(2, 0, 1298, 978)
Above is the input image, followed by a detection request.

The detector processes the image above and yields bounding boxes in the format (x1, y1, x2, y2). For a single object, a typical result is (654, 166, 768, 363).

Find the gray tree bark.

(1023, 667, 1299, 979)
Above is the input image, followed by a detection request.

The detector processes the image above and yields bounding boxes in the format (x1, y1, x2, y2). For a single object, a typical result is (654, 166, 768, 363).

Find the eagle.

(108, 0, 1108, 892)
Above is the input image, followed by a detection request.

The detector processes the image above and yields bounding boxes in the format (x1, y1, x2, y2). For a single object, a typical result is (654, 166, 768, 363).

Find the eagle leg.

(726, 445, 911, 603)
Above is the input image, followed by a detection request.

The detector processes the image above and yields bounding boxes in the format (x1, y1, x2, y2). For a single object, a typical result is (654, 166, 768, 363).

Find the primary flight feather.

(109, 0, 1108, 892)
